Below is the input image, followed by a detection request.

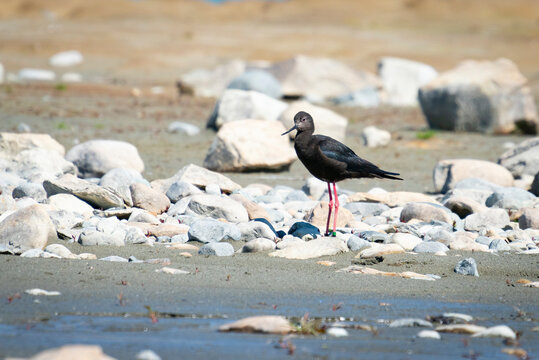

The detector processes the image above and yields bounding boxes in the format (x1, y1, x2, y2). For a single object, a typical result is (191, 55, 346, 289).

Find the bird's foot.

(324, 231, 337, 237)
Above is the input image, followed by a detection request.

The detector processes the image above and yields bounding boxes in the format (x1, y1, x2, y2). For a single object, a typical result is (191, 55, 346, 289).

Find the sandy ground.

(0, 1, 538, 358)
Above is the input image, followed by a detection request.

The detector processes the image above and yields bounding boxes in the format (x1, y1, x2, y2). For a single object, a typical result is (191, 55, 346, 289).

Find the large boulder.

(151, 163, 241, 194)
(66, 139, 144, 178)
(0, 204, 56, 254)
(203, 119, 296, 172)
(433, 159, 514, 193)
(207, 89, 287, 130)
(178, 59, 246, 97)
(418, 58, 538, 134)
(498, 137, 539, 179)
(268, 55, 381, 101)
(377, 57, 438, 106)
(279, 100, 348, 142)
(0, 132, 65, 156)
(227, 69, 282, 99)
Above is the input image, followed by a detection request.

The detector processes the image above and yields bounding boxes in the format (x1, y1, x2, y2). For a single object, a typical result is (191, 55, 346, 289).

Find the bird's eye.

(301, 118, 305, 122)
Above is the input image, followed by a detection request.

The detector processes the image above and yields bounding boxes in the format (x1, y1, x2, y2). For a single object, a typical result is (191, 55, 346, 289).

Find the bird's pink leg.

(325, 182, 333, 236)
(332, 183, 339, 236)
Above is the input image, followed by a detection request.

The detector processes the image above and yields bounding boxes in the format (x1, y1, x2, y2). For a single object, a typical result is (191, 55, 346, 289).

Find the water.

(1, 295, 536, 359)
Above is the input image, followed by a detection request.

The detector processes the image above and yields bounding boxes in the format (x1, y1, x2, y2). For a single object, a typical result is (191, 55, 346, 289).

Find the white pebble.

(471, 325, 516, 339)
(18, 68, 56, 81)
(417, 330, 441, 339)
(326, 327, 348, 337)
(49, 50, 83, 67)
(25, 288, 61, 296)
(136, 349, 162, 360)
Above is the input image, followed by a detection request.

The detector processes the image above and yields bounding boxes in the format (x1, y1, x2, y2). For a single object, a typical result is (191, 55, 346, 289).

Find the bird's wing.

(317, 135, 402, 180)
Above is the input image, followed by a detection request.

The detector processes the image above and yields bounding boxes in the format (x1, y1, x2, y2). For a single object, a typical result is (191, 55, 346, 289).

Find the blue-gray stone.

(331, 86, 381, 108)
(531, 172, 539, 196)
(453, 178, 503, 192)
(198, 242, 234, 256)
(100, 256, 128, 262)
(170, 233, 189, 243)
(413, 241, 449, 253)
(345, 202, 390, 217)
(227, 69, 282, 99)
(489, 238, 512, 252)
(358, 231, 389, 243)
(166, 181, 201, 202)
(475, 236, 493, 246)
(454, 258, 479, 277)
(288, 221, 320, 238)
(188, 218, 241, 243)
(485, 187, 536, 210)
(347, 235, 371, 251)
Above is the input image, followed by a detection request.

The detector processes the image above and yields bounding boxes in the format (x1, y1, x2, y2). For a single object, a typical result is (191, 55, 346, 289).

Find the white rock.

(471, 325, 516, 339)
(167, 121, 200, 136)
(25, 288, 61, 296)
(378, 57, 438, 106)
(136, 349, 162, 360)
(326, 327, 349, 337)
(18, 68, 56, 81)
(49, 50, 83, 67)
(241, 238, 276, 253)
(361, 126, 391, 148)
(44, 244, 78, 259)
(155, 267, 190, 275)
(387, 233, 422, 251)
(61, 72, 82, 82)
(203, 119, 296, 172)
(359, 243, 405, 258)
(188, 194, 249, 222)
(269, 237, 348, 259)
(417, 330, 441, 339)
(47, 194, 94, 218)
(207, 89, 287, 129)
(179, 59, 246, 98)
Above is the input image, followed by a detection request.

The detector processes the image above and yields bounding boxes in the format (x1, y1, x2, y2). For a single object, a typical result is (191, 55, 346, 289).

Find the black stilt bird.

(282, 111, 402, 236)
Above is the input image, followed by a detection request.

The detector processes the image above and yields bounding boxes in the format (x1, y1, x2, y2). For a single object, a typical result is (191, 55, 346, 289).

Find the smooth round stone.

(198, 242, 234, 256)
(489, 238, 511, 252)
(288, 221, 320, 238)
(358, 231, 389, 243)
(413, 241, 449, 254)
(347, 235, 372, 251)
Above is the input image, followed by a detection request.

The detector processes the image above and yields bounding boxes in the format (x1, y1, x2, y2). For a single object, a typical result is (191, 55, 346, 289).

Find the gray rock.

(207, 89, 287, 130)
(359, 231, 389, 243)
(167, 121, 200, 136)
(423, 229, 453, 244)
(387, 232, 422, 251)
(188, 194, 248, 222)
(361, 126, 391, 148)
(227, 69, 282, 98)
(241, 238, 276, 253)
(166, 181, 202, 202)
(151, 163, 241, 194)
(400, 202, 453, 224)
(79, 217, 127, 246)
(330, 86, 381, 108)
(518, 208, 539, 230)
(345, 202, 390, 217)
(128, 209, 160, 224)
(99, 167, 149, 207)
(170, 233, 189, 243)
(66, 139, 144, 178)
(453, 178, 503, 192)
(464, 209, 510, 232)
(454, 258, 479, 276)
(47, 193, 94, 217)
(284, 190, 310, 202)
(489, 239, 511, 252)
(347, 235, 372, 251)
(166, 197, 191, 217)
(433, 159, 513, 193)
(498, 137, 539, 179)
(0, 204, 56, 254)
(198, 242, 234, 256)
(188, 218, 241, 243)
(178, 59, 246, 98)
(418, 58, 537, 134)
(125, 227, 148, 245)
(130, 183, 170, 215)
(43, 174, 124, 209)
(475, 236, 493, 246)
(16, 123, 31, 133)
(413, 241, 449, 254)
(268, 55, 382, 101)
(12, 182, 47, 202)
(238, 221, 276, 241)
(203, 119, 296, 172)
(279, 100, 348, 142)
(378, 57, 438, 106)
(485, 188, 536, 210)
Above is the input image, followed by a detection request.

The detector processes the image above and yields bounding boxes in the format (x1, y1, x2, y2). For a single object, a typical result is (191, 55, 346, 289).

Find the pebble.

(99, 256, 129, 262)
(49, 50, 83, 67)
(269, 237, 348, 260)
(167, 121, 200, 136)
(136, 349, 162, 360)
(199, 242, 235, 256)
(188, 218, 241, 243)
(387, 233, 422, 251)
(389, 318, 433, 328)
(471, 325, 516, 339)
(219, 315, 293, 334)
(347, 235, 372, 251)
(454, 258, 479, 276)
(358, 231, 389, 243)
(358, 243, 404, 258)
(25, 288, 61, 296)
(326, 327, 349, 337)
(155, 267, 190, 275)
(413, 241, 449, 254)
(241, 238, 276, 253)
(417, 330, 441, 339)
(18, 68, 56, 81)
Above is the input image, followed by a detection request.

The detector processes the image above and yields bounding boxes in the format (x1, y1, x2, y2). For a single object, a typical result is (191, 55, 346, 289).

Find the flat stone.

(358, 243, 405, 258)
(389, 318, 433, 328)
(43, 174, 124, 210)
(345, 202, 390, 217)
(14, 344, 116, 360)
(188, 218, 241, 243)
(413, 241, 449, 254)
(347, 235, 372, 251)
(485, 187, 536, 210)
(219, 315, 293, 334)
(241, 238, 276, 253)
(12, 182, 47, 202)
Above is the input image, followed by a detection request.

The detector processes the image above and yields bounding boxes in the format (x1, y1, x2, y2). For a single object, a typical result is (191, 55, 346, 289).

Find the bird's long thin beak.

(281, 125, 297, 136)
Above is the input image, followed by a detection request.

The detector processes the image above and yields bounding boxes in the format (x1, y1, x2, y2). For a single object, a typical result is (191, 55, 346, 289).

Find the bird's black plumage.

(282, 111, 402, 183)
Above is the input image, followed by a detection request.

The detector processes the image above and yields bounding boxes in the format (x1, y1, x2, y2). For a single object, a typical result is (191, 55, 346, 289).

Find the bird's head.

(281, 111, 314, 136)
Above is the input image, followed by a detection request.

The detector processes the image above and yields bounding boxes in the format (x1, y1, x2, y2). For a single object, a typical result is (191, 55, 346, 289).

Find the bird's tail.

(374, 169, 403, 181)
